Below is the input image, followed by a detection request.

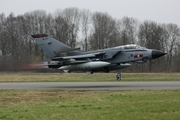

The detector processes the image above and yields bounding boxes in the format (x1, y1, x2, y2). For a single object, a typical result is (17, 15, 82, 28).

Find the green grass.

(0, 72, 180, 82)
(0, 73, 180, 119)
(0, 90, 180, 120)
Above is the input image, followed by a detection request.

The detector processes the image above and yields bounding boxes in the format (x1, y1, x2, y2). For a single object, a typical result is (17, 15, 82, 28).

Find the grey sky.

(0, 0, 180, 26)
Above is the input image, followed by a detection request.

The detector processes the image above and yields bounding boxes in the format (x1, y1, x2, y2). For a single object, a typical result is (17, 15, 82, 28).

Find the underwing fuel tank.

(58, 61, 110, 71)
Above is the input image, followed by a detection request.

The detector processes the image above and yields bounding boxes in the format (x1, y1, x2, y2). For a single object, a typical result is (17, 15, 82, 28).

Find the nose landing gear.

(116, 72, 121, 81)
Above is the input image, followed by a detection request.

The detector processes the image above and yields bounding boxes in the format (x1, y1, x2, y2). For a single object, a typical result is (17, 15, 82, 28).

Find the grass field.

(0, 90, 180, 120)
(0, 72, 180, 82)
(0, 73, 180, 120)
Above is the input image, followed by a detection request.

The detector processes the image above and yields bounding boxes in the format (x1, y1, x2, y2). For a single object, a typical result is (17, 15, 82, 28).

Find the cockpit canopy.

(113, 44, 145, 50)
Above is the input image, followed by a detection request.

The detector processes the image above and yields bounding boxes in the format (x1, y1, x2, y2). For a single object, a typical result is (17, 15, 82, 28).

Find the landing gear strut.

(116, 72, 121, 81)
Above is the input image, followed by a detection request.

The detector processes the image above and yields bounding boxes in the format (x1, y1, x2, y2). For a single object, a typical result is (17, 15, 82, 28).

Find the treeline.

(0, 7, 180, 72)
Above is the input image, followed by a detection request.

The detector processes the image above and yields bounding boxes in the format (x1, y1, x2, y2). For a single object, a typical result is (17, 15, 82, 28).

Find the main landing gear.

(116, 72, 121, 81)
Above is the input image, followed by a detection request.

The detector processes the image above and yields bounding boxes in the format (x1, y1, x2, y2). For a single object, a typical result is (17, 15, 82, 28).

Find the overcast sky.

(0, 0, 179, 26)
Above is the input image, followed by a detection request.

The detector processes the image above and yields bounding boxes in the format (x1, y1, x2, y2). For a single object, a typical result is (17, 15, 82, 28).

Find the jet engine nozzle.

(152, 50, 166, 59)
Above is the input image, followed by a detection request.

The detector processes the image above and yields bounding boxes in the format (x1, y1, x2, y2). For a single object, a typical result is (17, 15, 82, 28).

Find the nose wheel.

(116, 72, 121, 81)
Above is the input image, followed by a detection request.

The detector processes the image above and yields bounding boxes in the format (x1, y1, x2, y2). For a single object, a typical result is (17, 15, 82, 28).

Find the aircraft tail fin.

(32, 34, 72, 59)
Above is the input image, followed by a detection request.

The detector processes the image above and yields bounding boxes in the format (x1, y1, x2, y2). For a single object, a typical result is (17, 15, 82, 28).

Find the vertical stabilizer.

(32, 34, 71, 59)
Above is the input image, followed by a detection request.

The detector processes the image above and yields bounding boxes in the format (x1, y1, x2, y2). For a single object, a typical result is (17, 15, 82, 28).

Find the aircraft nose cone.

(152, 50, 166, 59)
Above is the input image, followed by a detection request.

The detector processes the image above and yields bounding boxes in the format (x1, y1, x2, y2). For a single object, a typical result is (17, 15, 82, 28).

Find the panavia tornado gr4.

(32, 34, 166, 80)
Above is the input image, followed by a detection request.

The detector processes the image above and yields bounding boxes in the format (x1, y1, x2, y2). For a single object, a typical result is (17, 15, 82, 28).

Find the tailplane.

(32, 34, 72, 59)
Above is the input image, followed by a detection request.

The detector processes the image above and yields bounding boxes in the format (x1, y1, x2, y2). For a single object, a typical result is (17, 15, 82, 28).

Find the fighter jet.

(32, 34, 166, 80)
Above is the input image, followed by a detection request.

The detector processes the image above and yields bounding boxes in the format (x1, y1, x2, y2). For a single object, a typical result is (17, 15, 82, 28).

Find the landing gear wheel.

(116, 72, 121, 81)
(86, 71, 93, 74)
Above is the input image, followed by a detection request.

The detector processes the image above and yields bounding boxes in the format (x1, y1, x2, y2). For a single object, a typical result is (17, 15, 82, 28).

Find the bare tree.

(25, 10, 47, 60)
(0, 13, 7, 56)
(0, 8, 180, 72)
(80, 9, 91, 51)
(138, 21, 166, 71)
(89, 12, 119, 50)
(45, 13, 54, 35)
(118, 17, 139, 44)
(61, 7, 80, 48)
(163, 23, 180, 70)
(54, 10, 70, 45)
(6, 13, 18, 57)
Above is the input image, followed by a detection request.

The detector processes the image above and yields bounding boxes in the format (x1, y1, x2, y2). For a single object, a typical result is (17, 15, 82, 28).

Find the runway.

(0, 81, 180, 90)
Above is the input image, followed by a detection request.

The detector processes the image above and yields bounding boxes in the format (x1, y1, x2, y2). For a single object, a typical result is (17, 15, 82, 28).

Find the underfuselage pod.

(59, 61, 110, 71)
